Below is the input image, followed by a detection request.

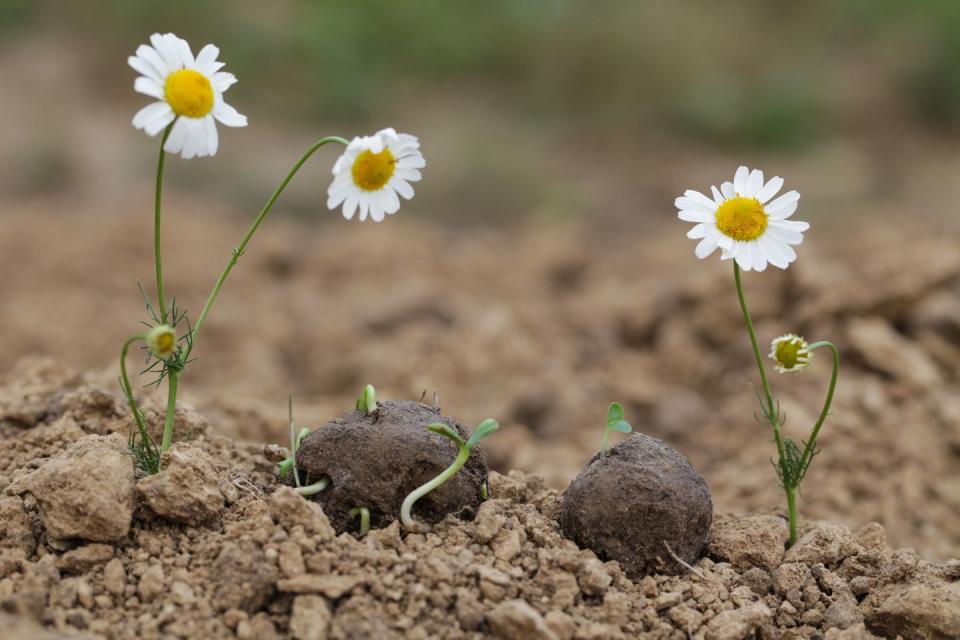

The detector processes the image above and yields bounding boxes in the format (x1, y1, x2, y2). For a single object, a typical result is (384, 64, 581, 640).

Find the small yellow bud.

(769, 334, 812, 374)
(146, 324, 178, 361)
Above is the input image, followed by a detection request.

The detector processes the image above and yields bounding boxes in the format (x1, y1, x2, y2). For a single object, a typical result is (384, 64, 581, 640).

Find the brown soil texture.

(561, 433, 713, 578)
(2, 370, 960, 639)
(294, 400, 488, 533)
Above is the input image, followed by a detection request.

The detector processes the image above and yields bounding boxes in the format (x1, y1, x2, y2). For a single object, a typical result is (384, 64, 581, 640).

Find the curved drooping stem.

(296, 476, 330, 496)
(798, 341, 840, 472)
(350, 507, 371, 536)
(154, 125, 173, 323)
(189, 136, 349, 343)
(120, 335, 149, 437)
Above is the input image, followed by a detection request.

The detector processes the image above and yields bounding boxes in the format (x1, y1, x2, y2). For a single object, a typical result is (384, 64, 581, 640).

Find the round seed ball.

(295, 400, 488, 533)
(560, 433, 713, 578)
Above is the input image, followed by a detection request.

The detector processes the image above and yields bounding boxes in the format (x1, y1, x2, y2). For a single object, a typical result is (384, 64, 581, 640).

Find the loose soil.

(1, 370, 959, 639)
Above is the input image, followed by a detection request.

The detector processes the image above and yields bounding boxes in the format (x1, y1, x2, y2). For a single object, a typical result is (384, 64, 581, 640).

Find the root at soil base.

(1, 368, 959, 639)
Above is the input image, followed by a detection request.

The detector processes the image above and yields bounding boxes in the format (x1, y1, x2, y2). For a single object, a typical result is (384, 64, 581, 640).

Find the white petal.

(210, 72, 237, 92)
(683, 189, 716, 210)
(194, 44, 220, 75)
(678, 210, 712, 223)
(151, 34, 182, 72)
(765, 225, 804, 245)
(736, 243, 753, 271)
(395, 167, 421, 181)
(768, 201, 798, 219)
(369, 195, 386, 222)
(766, 190, 800, 213)
(171, 34, 195, 67)
(674, 196, 714, 214)
(203, 115, 219, 156)
(686, 223, 712, 239)
(164, 117, 189, 155)
(327, 182, 350, 209)
(695, 234, 721, 259)
(771, 219, 810, 232)
(212, 98, 248, 127)
(129, 51, 165, 84)
(132, 102, 175, 135)
(391, 178, 414, 200)
(710, 185, 723, 204)
(720, 181, 735, 199)
(747, 169, 764, 198)
(751, 241, 768, 271)
(756, 176, 784, 203)
(134, 76, 164, 99)
(343, 193, 359, 220)
(758, 235, 789, 269)
(733, 166, 750, 195)
(383, 188, 401, 214)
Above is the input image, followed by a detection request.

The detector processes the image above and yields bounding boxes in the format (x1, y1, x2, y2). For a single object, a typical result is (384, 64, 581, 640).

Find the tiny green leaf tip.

(356, 384, 377, 414)
(606, 402, 625, 425)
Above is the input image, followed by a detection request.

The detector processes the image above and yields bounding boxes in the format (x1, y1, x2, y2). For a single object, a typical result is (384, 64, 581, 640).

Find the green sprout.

(480, 481, 489, 500)
(356, 384, 377, 414)
(349, 507, 371, 536)
(400, 418, 500, 529)
(601, 402, 633, 455)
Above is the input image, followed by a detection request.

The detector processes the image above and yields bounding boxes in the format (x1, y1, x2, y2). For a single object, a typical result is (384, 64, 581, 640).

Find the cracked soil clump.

(294, 399, 489, 533)
(561, 433, 713, 578)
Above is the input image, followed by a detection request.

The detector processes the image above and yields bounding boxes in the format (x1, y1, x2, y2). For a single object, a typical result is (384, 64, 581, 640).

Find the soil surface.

(294, 400, 488, 533)
(561, 433, 713, 578)
(1, 370, 959, 639)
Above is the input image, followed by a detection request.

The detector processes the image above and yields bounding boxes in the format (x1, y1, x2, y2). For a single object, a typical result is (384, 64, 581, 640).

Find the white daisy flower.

(676, 166, 808, 272)
(769, 334, 813, 373)
(327, 128, 425, 222)
(129, 33, 248, 159)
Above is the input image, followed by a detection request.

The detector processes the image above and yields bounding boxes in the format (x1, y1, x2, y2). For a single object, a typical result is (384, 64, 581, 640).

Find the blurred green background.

(1, 0, 959, 228)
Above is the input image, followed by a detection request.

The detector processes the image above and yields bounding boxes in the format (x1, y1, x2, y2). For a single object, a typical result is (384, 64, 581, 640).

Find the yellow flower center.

(715, 196, 768, 242)
(775, 340, 803, 370)
(164, 69, 214, 118)
(153, 331, 176, 355)
(351, 149, 396, 192)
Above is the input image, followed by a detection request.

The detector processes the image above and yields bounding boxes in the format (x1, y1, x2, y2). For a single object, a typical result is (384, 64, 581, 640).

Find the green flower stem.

(799, 341, 840, 472)
(733, 263, 793, 532)
(350, 507, 371, 536)
(400, 444, 471, 529)
(189, 136, 349, 343)
(296, 476, 330, 496)
(154, 125, 172, 323)
(160, 369, 179, 453)
(119, 335, 149, 436)
(786, 485, 798, 545)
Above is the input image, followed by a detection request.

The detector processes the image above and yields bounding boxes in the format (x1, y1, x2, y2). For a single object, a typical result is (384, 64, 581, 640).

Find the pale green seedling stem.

(400, 419, 499, 529)
(154, 126, 172, 324)
(349, 507, 371, 536)
(296, 476, 330, 496)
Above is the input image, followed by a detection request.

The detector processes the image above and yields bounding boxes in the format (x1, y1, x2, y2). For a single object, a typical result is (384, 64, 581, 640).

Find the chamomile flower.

(327, 128, 425, 222)
(769, 334, 812, 373)
(676, 166, 808, 272)
(129, 33, 248, 159)
(146, 324, 178, 361)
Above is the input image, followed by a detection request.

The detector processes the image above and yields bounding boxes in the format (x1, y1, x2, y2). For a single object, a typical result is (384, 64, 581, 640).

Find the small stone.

(474, 501, 507, 544)
(277, 575, 361, 599)
(170, 580, 195, 606)
(669, 604, 704, 632)
(706, 602, 773, 640)
(102, 558, 126, 596)
(269, 487, 335, 541)
(212, 541, 278, 613)
(864, 577, 960, 639)
(784, 524, 860, 568)
(824, 600, 863, 630)
(56, 544, 113, 574)
(772, 563, 812, 595)
(709, 515, 789, 571)
(740, 567, 772, 595)
(654, 591, 683, 610)
(486, 599, 557, 640)
(278, 542, 306, 578)
(136, 444, 225, 526)
(290, 595, 331, 640)
(577, 558, 612, 596)
(544, 610, 576, 640)
(0, 498, 36, 556)
(137, 564, 165, 600)
(492, 527, 525, 562)
(10, 434, 134, 542)
(849, 576, 874, 597)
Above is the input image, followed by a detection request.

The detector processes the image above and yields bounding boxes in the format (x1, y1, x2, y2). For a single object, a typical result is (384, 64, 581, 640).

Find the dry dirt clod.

(0, 497, 37, 556)
(709, 514, 789, 571)
(290, 594, 332, 640)
(486, 598, 558, 640)
(136, 442, 225, 526)
(560, 433, 712, 578)
(9, 433, 134, 543)
(295, 400, 489, 533)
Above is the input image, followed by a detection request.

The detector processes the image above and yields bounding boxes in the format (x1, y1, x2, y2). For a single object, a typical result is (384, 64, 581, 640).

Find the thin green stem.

(400, 445, 471, 529)
(296, 476, 330, 496)
(289, 392, 301, 487)
(189, 136, 349, 343)
(119, 335, 149, 435)
(154, 125, 173, 323)
(160, 370, 179, 453)
(798, 341, 840, 473)
(733, 263, 787, 464)
(786, 486, 798, 545)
